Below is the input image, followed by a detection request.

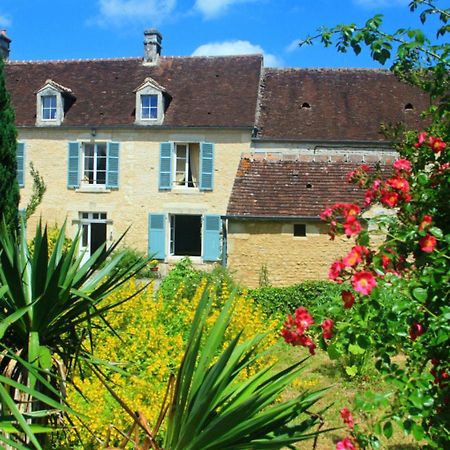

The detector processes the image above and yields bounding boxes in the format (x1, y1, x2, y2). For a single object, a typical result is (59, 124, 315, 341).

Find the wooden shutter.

(16, 142, 25, 188)
(148, 213, 166, 260)
(203, 214, 221, 261)
(67, 142, 80, 189)
(199, 142, 214, 191)
(159, 142, 173, 190)
(106, 142, 120, 189)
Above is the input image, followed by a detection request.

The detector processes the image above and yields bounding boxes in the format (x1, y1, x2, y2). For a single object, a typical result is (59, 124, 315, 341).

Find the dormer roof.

(134, 77, 168, 94)
(36, 79, 74, 95)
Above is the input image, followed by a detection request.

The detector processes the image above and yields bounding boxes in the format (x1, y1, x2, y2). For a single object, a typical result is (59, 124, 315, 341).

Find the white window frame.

(81, 142, 108, 186)
(36, 85, 64, 126)
(79, 212, 108, 263)
(140, 94, 158, 120)
(41, 95, 57, 120)
(135, 78, 165, 125)
(173, 143, 200, 189)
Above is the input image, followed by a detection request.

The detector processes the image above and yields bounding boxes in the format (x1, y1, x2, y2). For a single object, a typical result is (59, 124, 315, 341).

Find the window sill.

(168, 255, 203, 264)
(170, 186, 202, 195)
(76, 185, 111, 193)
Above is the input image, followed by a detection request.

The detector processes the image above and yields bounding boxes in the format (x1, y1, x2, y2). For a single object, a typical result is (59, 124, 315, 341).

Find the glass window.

(174, 143, 199, 188)
(141, 94, 158, 120)
(82, 143, 107, 185)
(42, 95, 57, 120)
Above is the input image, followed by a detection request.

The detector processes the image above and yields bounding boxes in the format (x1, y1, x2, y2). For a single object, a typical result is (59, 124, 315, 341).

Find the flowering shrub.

(64, 277, 278, 448)
(283, 126, 449, 448)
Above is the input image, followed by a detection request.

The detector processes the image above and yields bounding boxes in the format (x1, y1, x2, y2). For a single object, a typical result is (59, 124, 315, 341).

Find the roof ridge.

(7, 56, 142, 65)
(264, 67, 391, 74)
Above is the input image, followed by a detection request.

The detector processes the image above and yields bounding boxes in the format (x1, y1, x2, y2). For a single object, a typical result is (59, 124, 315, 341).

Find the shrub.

(250, 280, 345, 319)
(109, 247, 155, 279)
(65, 277, 279, 448)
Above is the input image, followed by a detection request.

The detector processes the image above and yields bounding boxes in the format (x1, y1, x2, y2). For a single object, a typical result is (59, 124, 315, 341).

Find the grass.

(276, 344, 421, 449)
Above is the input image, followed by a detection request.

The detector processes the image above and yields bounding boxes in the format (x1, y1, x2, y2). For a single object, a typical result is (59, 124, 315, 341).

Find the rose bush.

(282, 126, 449, 448)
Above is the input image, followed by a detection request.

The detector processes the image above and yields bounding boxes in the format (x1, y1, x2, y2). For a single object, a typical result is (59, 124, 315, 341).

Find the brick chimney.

(0, 30, 11, 60)
(144, 29, 162, 64)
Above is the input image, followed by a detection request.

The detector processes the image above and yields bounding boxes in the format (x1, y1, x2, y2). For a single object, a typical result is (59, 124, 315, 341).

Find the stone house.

(2, 30, 429, 285)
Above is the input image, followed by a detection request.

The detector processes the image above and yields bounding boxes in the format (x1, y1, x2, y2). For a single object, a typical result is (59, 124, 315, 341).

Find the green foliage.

(161, 286, 327, 450)
(110, 246, 157, 279)
(250, 281, 345, 319)
(0, 57, 19, 231)
(0, 221, 148, 446)
(25, 162, 46, 220)
(159, 257, 237, 302)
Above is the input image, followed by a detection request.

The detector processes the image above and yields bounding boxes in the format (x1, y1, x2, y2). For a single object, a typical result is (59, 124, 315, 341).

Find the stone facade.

(227, 221, 353, 288)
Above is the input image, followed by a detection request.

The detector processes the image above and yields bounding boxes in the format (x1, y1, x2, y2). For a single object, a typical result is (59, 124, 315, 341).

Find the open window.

(159, 142, 214, 191)
(148, 213, 221, 262)
(170, 214, 202, 256)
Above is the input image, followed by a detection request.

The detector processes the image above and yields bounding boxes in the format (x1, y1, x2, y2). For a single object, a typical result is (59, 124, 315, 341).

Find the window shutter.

(200, 142, 214, 191)
(67, 142, 80, 189)
(203, 214, 221, 262)
(17, 142, 25, 187)
(106, 142, 120, 189)
(148, 213, 166, 260)
(159, 142, 173, 190)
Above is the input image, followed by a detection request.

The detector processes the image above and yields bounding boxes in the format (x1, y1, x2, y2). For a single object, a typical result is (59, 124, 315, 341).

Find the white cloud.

(195, 0, 258, 19)
(286, 39, 302, 53)
(192, 40, 282, 67)
(94, 0, 176, 25)
(353, 0, 409, 8)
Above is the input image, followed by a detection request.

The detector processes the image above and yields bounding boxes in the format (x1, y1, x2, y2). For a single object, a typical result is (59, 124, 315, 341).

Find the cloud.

(194, 0, 259, 19)
(353, 0, 409, 7)
(94, 0, 176, 25)
(192, 40, 281, 66)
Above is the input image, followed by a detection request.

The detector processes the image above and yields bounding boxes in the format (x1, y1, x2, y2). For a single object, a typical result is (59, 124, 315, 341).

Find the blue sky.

(0, 0, 441, 68)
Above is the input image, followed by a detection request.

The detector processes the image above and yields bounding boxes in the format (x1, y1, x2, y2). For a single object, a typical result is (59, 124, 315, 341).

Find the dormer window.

(141, 94, 158, 120)
(135, 77, 169, 126)
(36, 79, 74, 126)
(42, 95, 57, 120)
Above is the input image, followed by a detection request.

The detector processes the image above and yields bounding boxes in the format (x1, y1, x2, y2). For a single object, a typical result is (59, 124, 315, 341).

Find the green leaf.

(429, 226, 443, 239)
(412, 287, 428, 302)
(38, 345, 53, 370)
(348, 343, 365, 355)
(411, 423, 425, 441)
(383, 421, 393, 439)
(327, 343, 342, 360)
(345, 365, 358, 377)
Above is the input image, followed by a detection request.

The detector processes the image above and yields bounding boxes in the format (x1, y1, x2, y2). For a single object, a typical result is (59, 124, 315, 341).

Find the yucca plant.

(100, 285, 329, 449)
(0, 220, 148, 448)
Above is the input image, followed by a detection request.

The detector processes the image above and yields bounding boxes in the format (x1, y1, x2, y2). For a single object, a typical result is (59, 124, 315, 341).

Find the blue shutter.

(17, 142, 25, 188)
(106, 142, 120, 189)
(159, 142, 173, 190)
(200, 142, 214, 191)
(203, 215, 221, 262)
(67, 142, 80, 189)
(148, 213, 166, 260)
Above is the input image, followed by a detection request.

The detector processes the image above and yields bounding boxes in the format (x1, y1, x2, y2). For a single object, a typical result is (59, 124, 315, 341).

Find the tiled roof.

(256, 68, 430, 142)
(5, 55, 263, 128)
(227, 158, 392, 218)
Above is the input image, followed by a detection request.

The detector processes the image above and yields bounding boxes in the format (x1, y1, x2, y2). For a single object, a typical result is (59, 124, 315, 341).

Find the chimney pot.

(0, 30, 11, 60)
(144, 29, 162, 64)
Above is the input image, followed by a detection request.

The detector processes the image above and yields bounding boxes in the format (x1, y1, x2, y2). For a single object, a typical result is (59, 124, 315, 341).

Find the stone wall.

(18, 127, 250, 262)
(227, 220, 354, 288)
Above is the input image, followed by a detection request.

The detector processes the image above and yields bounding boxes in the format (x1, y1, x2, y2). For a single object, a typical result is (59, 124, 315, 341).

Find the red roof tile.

(227, 158, 392, 217)
(5, 55, 263, 128)
(256, 68, 430, 142)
